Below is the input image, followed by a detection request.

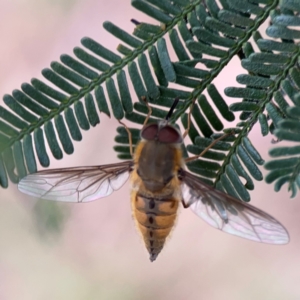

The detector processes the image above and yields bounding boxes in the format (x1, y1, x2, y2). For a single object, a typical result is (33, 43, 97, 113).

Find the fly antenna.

(165, 98, 180, 121)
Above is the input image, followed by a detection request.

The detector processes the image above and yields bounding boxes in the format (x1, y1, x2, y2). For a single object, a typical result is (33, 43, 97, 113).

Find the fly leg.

(118, 120, 133, 158)
(118, 96, 152, 158)
(182, 199, 190, 208)
(141, 96, 152, 128)
(182, 98, 196, 139)
(185, 131, 235, 163)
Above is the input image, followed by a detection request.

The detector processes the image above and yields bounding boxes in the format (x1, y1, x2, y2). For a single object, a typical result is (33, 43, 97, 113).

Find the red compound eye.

(141, 124, 158, 140)
(158, 125, 182, 143)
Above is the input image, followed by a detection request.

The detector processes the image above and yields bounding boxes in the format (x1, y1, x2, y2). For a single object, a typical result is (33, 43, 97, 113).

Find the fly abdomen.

(132, 194, 179, 262)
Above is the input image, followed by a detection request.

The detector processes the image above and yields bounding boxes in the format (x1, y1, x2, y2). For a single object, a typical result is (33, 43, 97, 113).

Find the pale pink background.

(0, 1, 300, 299)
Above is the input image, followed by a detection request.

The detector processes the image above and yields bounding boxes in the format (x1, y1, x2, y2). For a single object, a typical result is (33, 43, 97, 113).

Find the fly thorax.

(137, 141, 177, 193)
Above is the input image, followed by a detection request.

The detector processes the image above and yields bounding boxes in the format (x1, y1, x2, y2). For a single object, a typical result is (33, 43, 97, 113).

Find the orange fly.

(18, 99, 289, 262)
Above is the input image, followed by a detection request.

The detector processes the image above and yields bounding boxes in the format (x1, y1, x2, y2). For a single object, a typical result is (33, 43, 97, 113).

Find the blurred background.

(0, 0, 300, 299)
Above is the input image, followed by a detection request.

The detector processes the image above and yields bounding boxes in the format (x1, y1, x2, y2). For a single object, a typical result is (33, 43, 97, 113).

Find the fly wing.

(18, 161, 133, 203)
(180, 170, 289, 244)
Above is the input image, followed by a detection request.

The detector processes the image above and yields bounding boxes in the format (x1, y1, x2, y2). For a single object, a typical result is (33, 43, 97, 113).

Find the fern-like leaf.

(220, 0, 300, 197)
(0, 0, 291, 206)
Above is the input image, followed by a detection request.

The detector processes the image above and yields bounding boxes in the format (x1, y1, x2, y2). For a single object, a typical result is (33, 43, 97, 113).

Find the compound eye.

(141, 124, 158, 140)
(158, 125, 182, 143)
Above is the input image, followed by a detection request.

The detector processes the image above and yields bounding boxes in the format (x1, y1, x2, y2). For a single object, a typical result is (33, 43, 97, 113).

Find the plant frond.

(0, 0, 284, 205)
(219, 0, 300, 197)
(265, 89, 300, 198)
(265, 0, 300, 198)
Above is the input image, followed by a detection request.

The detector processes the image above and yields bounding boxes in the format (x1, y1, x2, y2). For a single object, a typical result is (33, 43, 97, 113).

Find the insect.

(18, 99, 289, 262)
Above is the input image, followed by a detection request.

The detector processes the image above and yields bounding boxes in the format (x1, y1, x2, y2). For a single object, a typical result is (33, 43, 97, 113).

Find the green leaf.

(131, 0, 173, 23)
(60, 54, 99, 79)
(34, 128, 50, 167)
(2, 0, 297, 206)
(258, 113, 269, 136)
(81, 37, 121, 63)
(85, 93, 100, 127)
(44, 121, 63, 160)
(138, 54, 160, 98)
(157, 38, 176, 82)
(64, 108, 82, 141)
(23, 134, 37, 174)
(74, 101, 90, 130)
(106, 78, 124, 120)
(103, 21, 142, 48)
(55, 115, 74, 154)
(227, 0, 264, 15)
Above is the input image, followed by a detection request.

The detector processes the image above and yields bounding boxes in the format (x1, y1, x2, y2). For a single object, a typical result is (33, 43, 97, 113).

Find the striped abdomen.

(132, 193, 179, 262)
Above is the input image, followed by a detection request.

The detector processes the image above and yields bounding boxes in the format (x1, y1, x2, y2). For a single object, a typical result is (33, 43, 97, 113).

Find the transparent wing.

(180, 170, 289, 244)
(18, 161, 133, 203)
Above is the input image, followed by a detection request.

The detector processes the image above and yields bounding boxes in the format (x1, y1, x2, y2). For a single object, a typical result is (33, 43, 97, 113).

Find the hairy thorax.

(132, 140, 183, 194)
